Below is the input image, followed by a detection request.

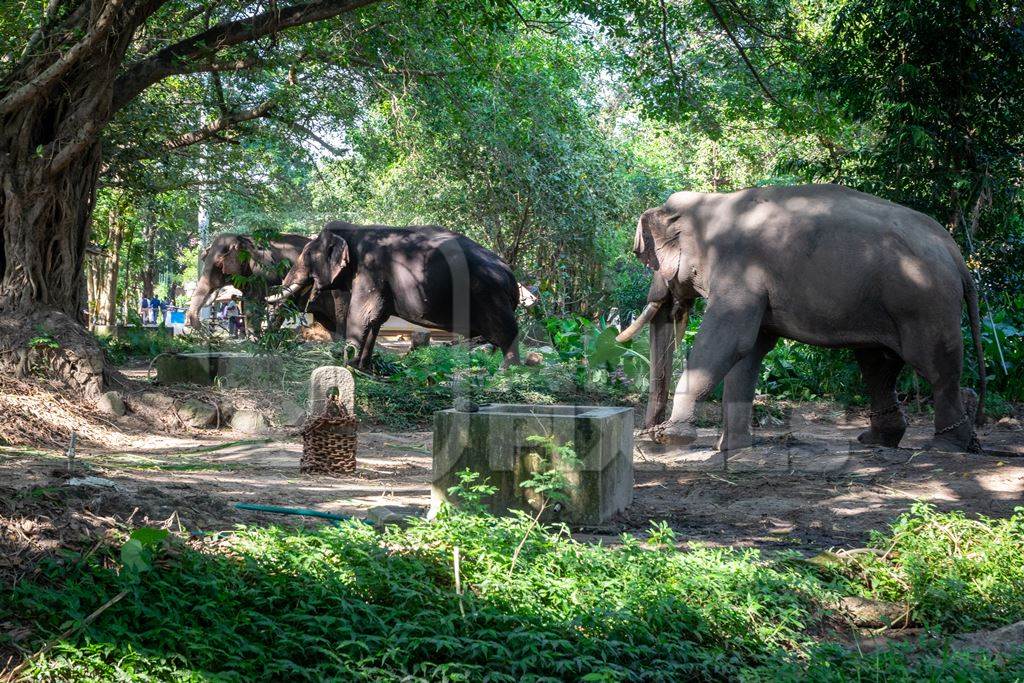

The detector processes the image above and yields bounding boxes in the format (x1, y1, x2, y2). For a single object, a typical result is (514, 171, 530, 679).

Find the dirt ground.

(2, 402, 1022, 556)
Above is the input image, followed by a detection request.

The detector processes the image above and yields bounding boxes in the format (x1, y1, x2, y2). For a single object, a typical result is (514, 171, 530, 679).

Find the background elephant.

(186, 233, 345, 337)
(617, 184, 986, 452)
(267, 221, 520, 368)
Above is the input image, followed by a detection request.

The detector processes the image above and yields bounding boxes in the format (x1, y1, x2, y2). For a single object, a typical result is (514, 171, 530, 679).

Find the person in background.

(222, 299, 242, 338)
(149, 295, 161, 325)
(140, 295, 151, 326)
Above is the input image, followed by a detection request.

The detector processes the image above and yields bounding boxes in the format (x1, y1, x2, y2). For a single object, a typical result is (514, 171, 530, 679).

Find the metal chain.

(868, 402, 903, 418)
(935, 412, 970, 435)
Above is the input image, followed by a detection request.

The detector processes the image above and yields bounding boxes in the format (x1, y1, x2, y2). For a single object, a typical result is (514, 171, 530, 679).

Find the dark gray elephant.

(267, 222, 520, 368)
(616, 184, 985, 453)
(187, 233, 345, 336)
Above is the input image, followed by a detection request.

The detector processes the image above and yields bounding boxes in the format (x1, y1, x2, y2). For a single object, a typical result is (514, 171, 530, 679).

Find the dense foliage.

(62, 0, 1022, 406)
(6, 504, 1024, 680)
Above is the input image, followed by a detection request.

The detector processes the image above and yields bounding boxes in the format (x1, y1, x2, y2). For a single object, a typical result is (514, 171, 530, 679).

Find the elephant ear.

(312, 231, 351, 290)
(636, 209, 689, 284)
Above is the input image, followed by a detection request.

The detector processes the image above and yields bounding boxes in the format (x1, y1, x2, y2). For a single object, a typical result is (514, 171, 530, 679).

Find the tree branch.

(705, 0, 781, 107)
(162, 99, 276, 151)
(112, 0, 380, 111)
(0, 0, 127, 116)
(275, 117, 349, 155)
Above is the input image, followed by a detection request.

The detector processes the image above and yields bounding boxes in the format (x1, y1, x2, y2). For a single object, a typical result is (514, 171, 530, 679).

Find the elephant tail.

(962, 268, 986, 426)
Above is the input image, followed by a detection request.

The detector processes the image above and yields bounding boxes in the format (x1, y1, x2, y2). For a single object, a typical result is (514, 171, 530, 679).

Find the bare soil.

(2, 402, 1021, 558)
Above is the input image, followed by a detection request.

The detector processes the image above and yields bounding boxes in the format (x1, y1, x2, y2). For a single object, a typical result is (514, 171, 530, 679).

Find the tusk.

(266, 282, 301, 304)
(616, 301, 663, 342)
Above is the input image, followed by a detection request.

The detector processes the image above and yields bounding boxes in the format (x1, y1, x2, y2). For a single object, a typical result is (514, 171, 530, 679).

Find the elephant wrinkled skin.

(268, 222, 520, 369)
(620, 184, 985, 453)
(186, 234, 345, 337)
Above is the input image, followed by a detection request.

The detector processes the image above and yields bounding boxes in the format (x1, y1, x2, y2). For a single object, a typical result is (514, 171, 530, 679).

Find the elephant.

(186, 233, 346, 336)
(266, 221, 521, 368)
(616, 184, 986, 453)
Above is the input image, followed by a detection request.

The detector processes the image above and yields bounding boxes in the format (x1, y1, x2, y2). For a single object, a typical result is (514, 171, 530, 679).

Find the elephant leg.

(658, 298, 766, 445)
(901, 332, 979, 452)
(854, 348, 907, 447)
(346, 292, 388, 371)
(644, 302, 679, 428)
(717, 331, 777, 451)
(482, 305, 520, 367)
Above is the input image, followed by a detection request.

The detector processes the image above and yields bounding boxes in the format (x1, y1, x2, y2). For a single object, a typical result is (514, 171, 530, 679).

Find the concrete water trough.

(432, 404, 634, 525)
(154, 351, 260, 386)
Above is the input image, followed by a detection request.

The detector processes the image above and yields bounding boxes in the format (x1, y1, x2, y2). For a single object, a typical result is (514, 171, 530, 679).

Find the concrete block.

(309, 366, 355, 416)
(432, 404, 634, 525)
(155, 352, 258, 386)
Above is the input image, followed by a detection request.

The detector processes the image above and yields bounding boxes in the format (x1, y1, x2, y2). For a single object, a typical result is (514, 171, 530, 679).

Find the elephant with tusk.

(187, 233, 345, 338)
(622, 184, 986, 453)
(266, 221, 521, 369)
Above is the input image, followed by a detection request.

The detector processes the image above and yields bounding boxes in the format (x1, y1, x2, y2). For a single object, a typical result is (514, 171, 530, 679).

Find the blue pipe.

(233, 502, 373, 524)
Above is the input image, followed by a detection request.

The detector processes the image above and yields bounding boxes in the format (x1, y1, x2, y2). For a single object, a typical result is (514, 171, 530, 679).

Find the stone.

(230, 409, 270, 434)
(138, 391, 175, 411)
(996, 416, 1021, 430)
(68, 476, 124, 491)
(277, 399, 307, 427)
(453, 397, 479, 413)
(178, 398, 218, 428)
(95, 391, 126, 417)
(432, 404, 634, 525)
(309, 366, 355, 416)
(365, 505, 418, 528)
(524, 351, 544, 366)
(410, 331, 431, 349)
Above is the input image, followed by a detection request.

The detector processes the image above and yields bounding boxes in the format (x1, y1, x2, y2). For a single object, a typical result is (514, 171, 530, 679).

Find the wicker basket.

(301, 400, 357, 475)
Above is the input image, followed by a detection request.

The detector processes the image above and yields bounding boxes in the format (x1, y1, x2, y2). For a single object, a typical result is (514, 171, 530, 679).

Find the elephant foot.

(928, 424, 982, 454)
(857, 427, 905, 448)
(653, 420, 697, 446)
(716, 431, 753, 452)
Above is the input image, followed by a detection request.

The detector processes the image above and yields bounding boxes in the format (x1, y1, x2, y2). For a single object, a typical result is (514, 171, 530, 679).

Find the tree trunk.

(142, 217, 156, 298)
(0, 11, 139, 397)
(0, 139, 107, 395)
(103, 205, 124, 327)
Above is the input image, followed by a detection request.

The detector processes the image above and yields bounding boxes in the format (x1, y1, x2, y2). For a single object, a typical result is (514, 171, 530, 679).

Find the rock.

(365, 506, 413, 528)
(524, 351, 544, 366)
(139, 391, 175, 411)
(309, 366, 355, 416)
(68, 476, 124, 491)
(277, 399, 307, 427)
(230, 409, 270, 434)
(996, 416, 1021, 430)
(177, 398, 218, 428)
(453, 397, 479, 413)
(95, 391, 126, 417)
(410, 331, 431, 349)
(840, 596, 907, 628)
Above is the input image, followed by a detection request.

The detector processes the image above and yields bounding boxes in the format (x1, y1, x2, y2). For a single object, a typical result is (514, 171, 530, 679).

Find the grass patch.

(4, 505, 1024, 680)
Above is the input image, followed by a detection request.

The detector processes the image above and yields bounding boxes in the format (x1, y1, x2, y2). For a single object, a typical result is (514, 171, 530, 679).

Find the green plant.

(7, 506, 1024, 680)
(445, 469, 497, 515)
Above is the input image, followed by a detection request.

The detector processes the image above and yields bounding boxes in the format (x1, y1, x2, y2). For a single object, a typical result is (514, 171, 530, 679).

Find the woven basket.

(301, 400, 357, 475)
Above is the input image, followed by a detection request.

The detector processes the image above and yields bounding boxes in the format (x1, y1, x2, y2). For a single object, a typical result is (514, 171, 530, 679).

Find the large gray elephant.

(186, 233, 345, 335)
(616, 184, 986, 453)
(267, 222, 520, 369)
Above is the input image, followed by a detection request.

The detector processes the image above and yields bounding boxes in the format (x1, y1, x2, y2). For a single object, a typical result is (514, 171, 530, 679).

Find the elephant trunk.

(615, 301, 663, 342)
(186, 274, 217, 327)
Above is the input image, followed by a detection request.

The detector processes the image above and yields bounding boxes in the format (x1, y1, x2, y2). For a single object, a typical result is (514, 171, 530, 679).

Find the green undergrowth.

(4, 504, 1023, 681)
